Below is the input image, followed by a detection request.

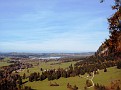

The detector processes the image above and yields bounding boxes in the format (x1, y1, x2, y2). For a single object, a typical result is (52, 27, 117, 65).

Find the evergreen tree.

(18, 76, 22, 85)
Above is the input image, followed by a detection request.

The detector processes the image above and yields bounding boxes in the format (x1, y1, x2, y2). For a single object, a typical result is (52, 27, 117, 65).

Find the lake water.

(39, 56, 61, 60)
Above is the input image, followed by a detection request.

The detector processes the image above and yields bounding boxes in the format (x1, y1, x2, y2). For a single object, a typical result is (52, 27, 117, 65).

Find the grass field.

(24, 76, 87, 90)
(93, 67, 121, 86)
(20, 61, 121, 90)
(0, 61, 12, 67)
(18, 61, 76, 76)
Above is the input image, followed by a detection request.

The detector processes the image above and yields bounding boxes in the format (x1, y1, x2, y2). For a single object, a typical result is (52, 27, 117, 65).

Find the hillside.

(95, 2, 121, 60)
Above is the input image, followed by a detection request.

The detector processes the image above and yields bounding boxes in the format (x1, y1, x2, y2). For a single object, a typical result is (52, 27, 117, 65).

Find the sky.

(0, 0, 114, 53)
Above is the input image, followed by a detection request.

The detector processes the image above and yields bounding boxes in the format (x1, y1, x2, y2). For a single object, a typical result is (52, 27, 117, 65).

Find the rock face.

(95, 31, 121, 59)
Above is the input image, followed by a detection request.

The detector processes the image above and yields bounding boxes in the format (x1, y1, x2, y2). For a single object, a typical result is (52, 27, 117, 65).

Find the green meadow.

(18, 61, 76, 76)
(18, 61, 121, 90)
(0, 61, 12, 67)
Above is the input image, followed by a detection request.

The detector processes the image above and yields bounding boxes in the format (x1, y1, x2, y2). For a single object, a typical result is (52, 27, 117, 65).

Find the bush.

(104, 68, 107, 72)
(86, 80, 93, 87)
(117, 61, 121, 69)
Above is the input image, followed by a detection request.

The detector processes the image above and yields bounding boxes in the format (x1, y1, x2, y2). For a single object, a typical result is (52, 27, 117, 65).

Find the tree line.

(0, 61, 33, 90)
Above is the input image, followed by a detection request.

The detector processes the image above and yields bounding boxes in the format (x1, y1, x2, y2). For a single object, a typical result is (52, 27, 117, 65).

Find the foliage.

(86, 79, 93, 87)
(94, 83, 106, 90)
(117, 60, 121, 69)
(94, 0, 121, 61)
(67, 83, 78, 90)
(104, 68, 107, 72)
(0, 61, 33, 90)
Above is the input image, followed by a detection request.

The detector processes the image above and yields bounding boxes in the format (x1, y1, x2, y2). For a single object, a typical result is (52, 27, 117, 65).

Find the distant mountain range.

(0, 52, 94, 58)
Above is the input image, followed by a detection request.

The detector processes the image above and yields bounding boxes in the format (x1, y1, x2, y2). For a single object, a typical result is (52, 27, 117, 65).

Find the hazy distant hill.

(0, 52, 94, 58)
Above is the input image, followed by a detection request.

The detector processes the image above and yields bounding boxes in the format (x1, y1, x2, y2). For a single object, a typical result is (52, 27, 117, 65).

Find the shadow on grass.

(22, 80, 37, 90)
(22, 80, 28, 84)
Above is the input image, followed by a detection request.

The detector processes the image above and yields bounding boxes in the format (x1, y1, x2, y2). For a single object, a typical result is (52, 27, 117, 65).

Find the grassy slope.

(0, 62, 12, 67)
(22, 61, 121, 90)
(93, 67, 121, 85)
(19, 61, 76, 76)
(0, 58, 12, 67)
(24, 77, 86, 90)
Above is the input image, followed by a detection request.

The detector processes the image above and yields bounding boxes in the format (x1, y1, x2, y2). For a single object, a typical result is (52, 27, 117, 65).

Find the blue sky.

(0, 0, 114, 53)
